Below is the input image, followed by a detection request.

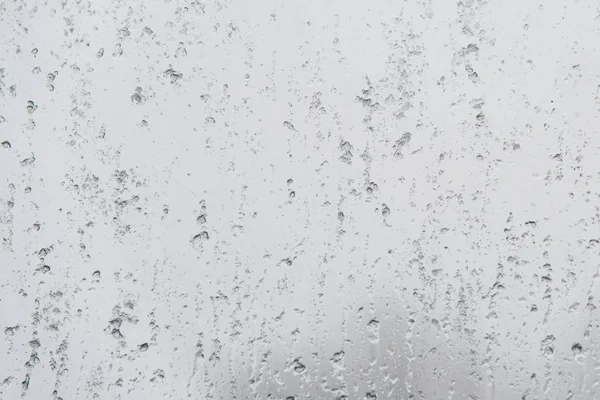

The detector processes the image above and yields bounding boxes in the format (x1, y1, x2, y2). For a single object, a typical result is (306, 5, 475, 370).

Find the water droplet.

(35, 264, 49, 273)
(191, 231, 210, 242)
(381, 204, 390, 217)
(4, 325, 20, 336)
(164, 68, 183, 83)
(113, 44, 123, 57)
(292, 358, 306, 373)
(131, 93, 142, 104)
(26, 100, 37, 114)
(367, 318, 379, 330)
(175, 44, 187, 58)
(111, 329, 123, 339)
(20, 156, 35, 166)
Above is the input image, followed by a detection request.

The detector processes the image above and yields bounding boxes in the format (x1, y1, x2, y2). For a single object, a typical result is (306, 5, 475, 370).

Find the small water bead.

(192, 231, 210, 241)
(26, 100, 37, 114)
(381, 204, 390, 217)
(131, 93, 142, 104)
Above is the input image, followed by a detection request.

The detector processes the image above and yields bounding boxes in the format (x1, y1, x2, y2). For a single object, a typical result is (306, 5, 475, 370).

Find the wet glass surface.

(1, 0, 600, 399)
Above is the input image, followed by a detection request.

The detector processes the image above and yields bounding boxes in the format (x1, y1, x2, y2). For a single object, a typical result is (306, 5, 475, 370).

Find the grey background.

(1, 0, 600, 399)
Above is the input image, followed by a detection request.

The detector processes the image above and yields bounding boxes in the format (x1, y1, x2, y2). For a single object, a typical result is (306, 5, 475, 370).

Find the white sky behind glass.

(1, 0, 600, 399)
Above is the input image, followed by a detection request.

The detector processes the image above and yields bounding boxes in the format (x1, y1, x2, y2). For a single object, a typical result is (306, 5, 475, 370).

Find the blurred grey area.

(1, 0, 600, 399)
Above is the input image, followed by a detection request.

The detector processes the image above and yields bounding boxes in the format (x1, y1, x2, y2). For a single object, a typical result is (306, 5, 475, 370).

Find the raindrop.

(381, 204, 390, 217)
(111, 329, 123, 339)
(164, 68, 183, 83)
(293, 358, 306, 373)
(191, 231, 210, 243)
(131, 93, 142, 104)
(26, 100, 37, 114)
